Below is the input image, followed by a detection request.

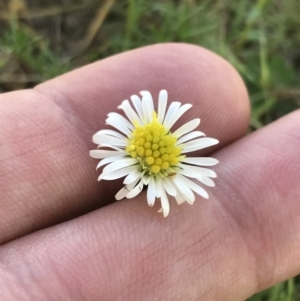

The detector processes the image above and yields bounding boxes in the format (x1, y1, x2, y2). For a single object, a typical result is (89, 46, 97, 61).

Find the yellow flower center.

(126, 114, 182, 176)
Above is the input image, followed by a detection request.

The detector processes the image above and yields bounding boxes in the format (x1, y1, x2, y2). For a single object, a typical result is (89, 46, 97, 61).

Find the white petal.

(97, 144, 124, 151)
(126, 180, 144, 199)
(115, 186, 129, 200)
(155, 179, 163, 198)
(103, 158, 138, 175)
(177, 174, 209, 199)
(158, 90, 168, 124)
(196, 167, 217, 178)
(160, 188, 170, 218)
(172, 118, 200, 138)
(93, 135, 128, 147)
(107, 112, 134, 130)
(124, 169, 141, 185)
(196, 176, 215, 187)
(165, 103, 192, 130)
(162, 178, 176, 197)
(147, 177, 156, 207)
(141, 91, 154, 123)
(130, 95, 144, 120)
(93, 129, 126, 140)
(177, 166, 203, 180)
(163, 101, 181, 128)
(181, 157, 219, 166)
(174, 187, 185, 205)
(176, 131, 205, 145)
(90, 150, 124, 159)
(99, 165, 137, 181)
(107, 112, 132, 128)
(178, 163, 217, 178)
(182, 138, 219, 153)
(118, 100, 142, 125)
(142, 175, 151, 185)
(172, 176, 195, 205)
(140, 91, 154, 112)
(106, 116, 132, 136)
(96, 155, 127, 170)
(126, 177, 141, 190)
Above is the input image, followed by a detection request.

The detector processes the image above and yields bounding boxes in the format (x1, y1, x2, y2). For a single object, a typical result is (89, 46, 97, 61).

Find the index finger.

(0, 43, 250, 243)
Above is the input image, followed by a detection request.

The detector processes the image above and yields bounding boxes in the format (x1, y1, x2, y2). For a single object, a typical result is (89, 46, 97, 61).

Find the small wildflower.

(90, 90, 219, 217)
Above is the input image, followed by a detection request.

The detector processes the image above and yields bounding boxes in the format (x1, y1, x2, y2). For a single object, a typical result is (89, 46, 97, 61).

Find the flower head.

(90, 90, 219, 217)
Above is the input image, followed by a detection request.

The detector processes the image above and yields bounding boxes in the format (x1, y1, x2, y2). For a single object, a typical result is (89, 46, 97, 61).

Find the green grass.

(1, 18, 69, 77)
(250, 277, 300, 301)
(0, 0, 299, 299)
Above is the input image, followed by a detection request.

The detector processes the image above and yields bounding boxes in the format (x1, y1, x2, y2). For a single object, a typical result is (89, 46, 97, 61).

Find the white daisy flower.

(90, 90, 219, 217)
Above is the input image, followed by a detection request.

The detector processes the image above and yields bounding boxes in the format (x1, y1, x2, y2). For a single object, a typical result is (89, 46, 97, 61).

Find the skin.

(0, 43, 299, 301)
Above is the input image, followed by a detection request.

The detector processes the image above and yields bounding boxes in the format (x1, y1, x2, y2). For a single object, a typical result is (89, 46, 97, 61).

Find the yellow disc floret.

(126, 114, 182, 176)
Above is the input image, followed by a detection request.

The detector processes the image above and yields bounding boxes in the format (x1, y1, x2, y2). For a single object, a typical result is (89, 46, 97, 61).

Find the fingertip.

(36, 43, 250, 149)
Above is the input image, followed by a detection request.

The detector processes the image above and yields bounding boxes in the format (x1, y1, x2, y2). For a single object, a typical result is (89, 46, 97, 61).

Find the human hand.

(0, 44, 299, 301)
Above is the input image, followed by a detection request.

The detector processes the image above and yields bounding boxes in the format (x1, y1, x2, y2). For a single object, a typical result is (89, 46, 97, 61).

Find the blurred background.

(0, 0, 299, 299)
